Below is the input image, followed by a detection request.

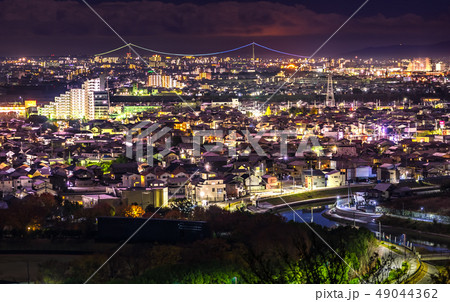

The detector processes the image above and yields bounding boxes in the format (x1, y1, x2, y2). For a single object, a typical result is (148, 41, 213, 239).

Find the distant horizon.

(1, 39, 450, 60)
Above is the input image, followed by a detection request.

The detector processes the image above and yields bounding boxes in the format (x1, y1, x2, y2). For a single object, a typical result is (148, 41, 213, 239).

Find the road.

(406, 260, 439, 284)
(368, 241, 420, 284)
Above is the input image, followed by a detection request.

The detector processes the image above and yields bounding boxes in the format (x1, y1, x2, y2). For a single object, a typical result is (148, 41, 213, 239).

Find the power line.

(94, 42, 308, 58)
(253, 43, 308, 58)
(131, 42, 254, 57)
(81, 0, 196, 112)
(95, 43, 132, 56)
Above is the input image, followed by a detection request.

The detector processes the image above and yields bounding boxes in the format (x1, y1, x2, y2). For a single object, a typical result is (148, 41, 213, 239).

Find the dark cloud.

(0, 0, 449, 56)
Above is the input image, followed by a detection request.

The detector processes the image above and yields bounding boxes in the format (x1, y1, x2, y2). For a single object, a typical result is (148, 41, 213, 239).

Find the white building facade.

(39, 78, 110, 120)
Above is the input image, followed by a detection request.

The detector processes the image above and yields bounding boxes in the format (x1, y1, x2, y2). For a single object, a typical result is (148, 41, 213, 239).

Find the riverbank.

(377, 217, 450, 245)
(379, 215, 450, 233)
(322, 210, 450, 249)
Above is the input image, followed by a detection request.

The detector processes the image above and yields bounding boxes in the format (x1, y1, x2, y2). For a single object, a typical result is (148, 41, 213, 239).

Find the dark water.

(280, 205, 339, 228)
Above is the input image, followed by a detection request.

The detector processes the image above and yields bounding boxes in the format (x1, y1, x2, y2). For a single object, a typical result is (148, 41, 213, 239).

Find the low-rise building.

(325, 170, 346, 187)
(302, 169, 326, 189)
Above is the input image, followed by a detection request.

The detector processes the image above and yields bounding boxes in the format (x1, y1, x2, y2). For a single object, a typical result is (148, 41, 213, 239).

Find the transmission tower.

(325, 74, 336, 107)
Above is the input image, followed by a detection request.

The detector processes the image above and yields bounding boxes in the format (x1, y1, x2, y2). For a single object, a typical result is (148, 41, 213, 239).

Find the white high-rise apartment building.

(84, 78, 102, 120)
(147, 74, 183, 89)
(54, 92, 70, 120)
(70, 88, 86, 119)
(39, 78, 109, 120)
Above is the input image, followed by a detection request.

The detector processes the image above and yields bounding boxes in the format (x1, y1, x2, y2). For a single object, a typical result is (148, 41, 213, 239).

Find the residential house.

(302, 169, 326, 189)
(377, 163, 400, 183)
(325, 170, 346, 187)
(262, 174, 279, 190)
(186, 173, 227, 204)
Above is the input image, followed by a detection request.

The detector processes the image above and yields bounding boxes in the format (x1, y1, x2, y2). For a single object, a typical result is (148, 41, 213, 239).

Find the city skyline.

(1, 0, 450, 289)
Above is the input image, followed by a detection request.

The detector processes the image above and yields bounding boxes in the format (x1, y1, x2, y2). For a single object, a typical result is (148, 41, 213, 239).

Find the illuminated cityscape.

(0, 0, 450, 292)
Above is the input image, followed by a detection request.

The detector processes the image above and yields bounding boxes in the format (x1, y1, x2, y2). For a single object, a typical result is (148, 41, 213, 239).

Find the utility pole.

(379, 221, 382, 240)
(348, 180, 351, 206)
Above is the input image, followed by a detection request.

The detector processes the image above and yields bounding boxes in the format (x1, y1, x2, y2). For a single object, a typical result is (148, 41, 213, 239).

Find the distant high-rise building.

(435, 62, 447, 72)
(325, 74, 336, 107)
(197, 72, 212, 80)
(70, 89, 86, 119)
(149, 55, 161, 62)
(93, 91, 110, 119)
(147, 74, 183, 89)
(407, 58, 432, 72)
(39, 78, 110, 120)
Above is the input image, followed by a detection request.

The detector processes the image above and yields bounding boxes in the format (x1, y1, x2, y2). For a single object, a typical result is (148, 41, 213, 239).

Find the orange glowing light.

(283, 64, 297, 69)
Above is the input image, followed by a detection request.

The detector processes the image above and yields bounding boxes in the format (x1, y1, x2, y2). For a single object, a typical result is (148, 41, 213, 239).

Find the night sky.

(0, 0, 449, 57)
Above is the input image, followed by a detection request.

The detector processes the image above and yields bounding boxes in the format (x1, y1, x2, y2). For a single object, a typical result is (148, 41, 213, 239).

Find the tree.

(170, 199, 195, 218)
(0, 209, 6, 238)
(63, 254, 112, 283)
(192, 206, 207, 221)
(120, 205, 144, 218)
(28, 115, 48, 124)
(38, 259, 69, 284)
(309, 106, 318, 115)
(440, 181, 450, 193)
(142, 210, 162, 219)
(431, 266, 450, 284)
(289, 106, 303, 116)
(32, 208, 382, 284)
(232, 213, 311, 283)
(61, 201, 84, 220)
(6, 194, 57, 234)
(164, 209, 183, 220)
(38, 193, 57, 209)
(112, 155, 131, 164)
(88, 202, 115, 217)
